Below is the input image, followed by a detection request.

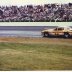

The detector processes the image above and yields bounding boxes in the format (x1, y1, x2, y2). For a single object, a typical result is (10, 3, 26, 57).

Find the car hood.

(42, 29, 54, 32)
(48, 29, 54, 31)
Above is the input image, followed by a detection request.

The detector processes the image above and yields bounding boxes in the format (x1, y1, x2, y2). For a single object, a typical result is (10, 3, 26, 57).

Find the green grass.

(0, 41, 72, 70)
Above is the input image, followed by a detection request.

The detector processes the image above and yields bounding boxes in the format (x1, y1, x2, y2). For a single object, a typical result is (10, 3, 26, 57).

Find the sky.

(0, 0, 72, 6)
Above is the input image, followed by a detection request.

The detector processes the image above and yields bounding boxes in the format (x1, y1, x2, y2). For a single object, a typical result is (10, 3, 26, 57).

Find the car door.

(57, 28, 64, 35)
(53, 28, 58, 36)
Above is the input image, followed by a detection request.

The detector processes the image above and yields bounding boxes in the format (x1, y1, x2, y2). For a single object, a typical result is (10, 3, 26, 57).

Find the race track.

(0, 26, 72, 38)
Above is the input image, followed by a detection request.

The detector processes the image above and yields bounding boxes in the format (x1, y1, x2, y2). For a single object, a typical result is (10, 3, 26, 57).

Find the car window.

(58, 28, 64, 30)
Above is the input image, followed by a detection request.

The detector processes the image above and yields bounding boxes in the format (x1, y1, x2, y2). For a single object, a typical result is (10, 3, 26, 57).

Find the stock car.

(41, 26, 72, 38)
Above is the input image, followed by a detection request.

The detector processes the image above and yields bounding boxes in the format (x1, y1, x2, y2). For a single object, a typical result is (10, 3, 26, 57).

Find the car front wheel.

(43, 32, 49, 37)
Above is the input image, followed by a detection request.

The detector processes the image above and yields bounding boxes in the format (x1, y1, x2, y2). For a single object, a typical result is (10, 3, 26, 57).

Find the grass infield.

(0, 37, 72, 70)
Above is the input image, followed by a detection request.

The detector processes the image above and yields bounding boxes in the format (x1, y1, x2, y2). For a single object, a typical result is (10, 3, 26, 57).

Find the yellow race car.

(41, 26, 72, 38)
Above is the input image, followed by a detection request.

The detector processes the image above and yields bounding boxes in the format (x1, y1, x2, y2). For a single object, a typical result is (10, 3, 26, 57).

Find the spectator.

(0, 3, 71, 22)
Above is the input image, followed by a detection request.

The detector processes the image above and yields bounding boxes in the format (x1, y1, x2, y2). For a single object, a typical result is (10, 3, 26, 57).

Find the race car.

(41, 26, 72, 38)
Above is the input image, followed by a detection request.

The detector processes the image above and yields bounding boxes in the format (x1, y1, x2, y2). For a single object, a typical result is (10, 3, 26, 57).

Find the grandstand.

(0, 3, 72, 22)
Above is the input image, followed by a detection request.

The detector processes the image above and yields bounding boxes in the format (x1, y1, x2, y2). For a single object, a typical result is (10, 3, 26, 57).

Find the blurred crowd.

(0, 3, 72, 22)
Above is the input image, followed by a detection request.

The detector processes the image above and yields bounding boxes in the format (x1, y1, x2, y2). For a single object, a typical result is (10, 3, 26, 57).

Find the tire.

(43, 32, 49, 37)
(64, 33, 70, 38)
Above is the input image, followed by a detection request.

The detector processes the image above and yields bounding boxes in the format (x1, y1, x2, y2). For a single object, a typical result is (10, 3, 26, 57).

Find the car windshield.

(54, 28, 57, 30)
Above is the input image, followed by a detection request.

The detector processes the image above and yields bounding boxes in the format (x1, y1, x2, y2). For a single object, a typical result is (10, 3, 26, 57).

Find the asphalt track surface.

(0, 26, 53, 37)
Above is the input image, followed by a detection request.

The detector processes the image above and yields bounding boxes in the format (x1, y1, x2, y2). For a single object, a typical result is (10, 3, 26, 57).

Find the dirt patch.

(0, 37, 72, 44)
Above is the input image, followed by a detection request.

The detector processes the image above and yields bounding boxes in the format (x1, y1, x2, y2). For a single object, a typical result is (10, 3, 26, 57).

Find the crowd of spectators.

(0, 3, 72, 22)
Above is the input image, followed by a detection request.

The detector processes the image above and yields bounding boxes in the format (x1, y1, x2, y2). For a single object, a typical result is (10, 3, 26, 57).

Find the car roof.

(57, 26, 71, 28)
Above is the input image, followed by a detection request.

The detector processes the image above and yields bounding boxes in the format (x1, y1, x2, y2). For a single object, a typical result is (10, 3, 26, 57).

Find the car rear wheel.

(64, 33, 70, 38)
